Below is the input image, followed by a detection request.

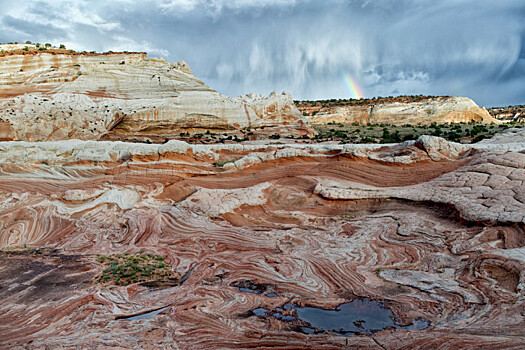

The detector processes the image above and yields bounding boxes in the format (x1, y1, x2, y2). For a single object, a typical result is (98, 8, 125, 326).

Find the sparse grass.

(95, 253, 173, 286)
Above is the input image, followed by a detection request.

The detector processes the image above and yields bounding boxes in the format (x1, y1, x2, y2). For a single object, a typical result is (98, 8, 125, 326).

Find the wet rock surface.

(0, 137, 524, 348)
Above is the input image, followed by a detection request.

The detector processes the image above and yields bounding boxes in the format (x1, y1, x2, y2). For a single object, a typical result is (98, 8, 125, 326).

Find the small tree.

(59, 44, 66, 49)
(45, 43, 52, 48)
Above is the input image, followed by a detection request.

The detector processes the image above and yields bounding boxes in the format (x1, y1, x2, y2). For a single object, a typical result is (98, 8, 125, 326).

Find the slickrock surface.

(303, 96, 498, 125)
(0, 49, 314, 141)
(0, 133, 524, 349)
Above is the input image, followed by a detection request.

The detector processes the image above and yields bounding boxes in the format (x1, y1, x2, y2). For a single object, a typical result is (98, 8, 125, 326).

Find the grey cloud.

(0, 0, 523, 107)
(0, 15, 67, 42)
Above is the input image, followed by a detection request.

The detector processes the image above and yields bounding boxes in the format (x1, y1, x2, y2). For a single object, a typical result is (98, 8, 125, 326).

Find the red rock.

(0, 135, 523, 348)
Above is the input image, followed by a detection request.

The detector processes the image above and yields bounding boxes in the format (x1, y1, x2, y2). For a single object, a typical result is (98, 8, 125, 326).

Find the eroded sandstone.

(302, 96, 498, 125)
(0, 133, 524, 348)
(0, 49, 315, 141)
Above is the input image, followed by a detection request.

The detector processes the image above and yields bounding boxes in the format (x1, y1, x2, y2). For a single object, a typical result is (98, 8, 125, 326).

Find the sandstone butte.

(299, 96, 499, 125)
(0, 45, 315, 142)
(0, 44, 524, 350)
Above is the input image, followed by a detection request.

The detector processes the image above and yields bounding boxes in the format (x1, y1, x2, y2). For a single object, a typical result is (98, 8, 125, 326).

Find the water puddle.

(252, 307, 269, 316)
(118, 306, 170, 321)
(251, 298, 429, 336)
(236, 281, 282, 298)
(234, 280, 267, 294)
(293, 299, 395, 335)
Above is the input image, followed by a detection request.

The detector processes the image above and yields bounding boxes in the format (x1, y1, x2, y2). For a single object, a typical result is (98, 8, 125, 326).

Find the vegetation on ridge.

(295, 95, 451, 116)
(0, 41, 144, 56)
(311, 120, 524, 144)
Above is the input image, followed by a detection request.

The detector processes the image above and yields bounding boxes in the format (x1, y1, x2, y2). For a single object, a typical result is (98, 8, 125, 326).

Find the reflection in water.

(251, 298, 430, 335)
(296, 299, 395, 334)
(252, 307, 269, 317)
(293, 299, 430, 335)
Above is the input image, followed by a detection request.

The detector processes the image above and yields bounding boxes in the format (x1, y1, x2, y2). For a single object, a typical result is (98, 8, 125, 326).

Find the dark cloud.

(1, 15, 67, 40)
(0, 0, 523, 107)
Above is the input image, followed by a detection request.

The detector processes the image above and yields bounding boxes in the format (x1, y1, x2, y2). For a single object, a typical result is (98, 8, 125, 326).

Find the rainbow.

(342, 73, 364, 99)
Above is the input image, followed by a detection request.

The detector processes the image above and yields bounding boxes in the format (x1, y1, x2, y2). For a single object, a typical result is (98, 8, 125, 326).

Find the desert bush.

(96, 253, 173, 286)
(446, 131, 460, 142)
(361, 136, 375, 143)
(402, 133, 415, 141)
(431, 128, 442, 136)
(471, 134, 488, 143)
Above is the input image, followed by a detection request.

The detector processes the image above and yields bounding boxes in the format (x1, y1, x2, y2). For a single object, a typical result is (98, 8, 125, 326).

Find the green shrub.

(431, 128, 442, 136)
(95, 253, 172, 286)
(446, 131, 460, 142)
(402, 133, 415, 141)
(335, 130, 347, 138)
(361, 136, 375, 143)
(380, 129, 401, 143)
(471, 134, 488, 143)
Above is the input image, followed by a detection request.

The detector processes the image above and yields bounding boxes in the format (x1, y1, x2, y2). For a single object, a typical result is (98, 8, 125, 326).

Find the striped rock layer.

(0, 130, 524, 349)
(0, 49, 314, 142)
(303, 97, 498, 126)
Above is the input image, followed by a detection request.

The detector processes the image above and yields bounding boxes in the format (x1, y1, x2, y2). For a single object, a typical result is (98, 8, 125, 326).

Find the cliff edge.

(0, 46, 315, 141)
(300, 96, 498, 125)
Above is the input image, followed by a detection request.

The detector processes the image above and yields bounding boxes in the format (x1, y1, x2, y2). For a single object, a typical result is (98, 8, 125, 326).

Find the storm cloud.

(0, 0, 523, 107)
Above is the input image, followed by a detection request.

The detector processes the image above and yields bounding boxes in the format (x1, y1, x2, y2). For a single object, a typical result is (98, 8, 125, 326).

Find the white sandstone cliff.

(0, 48, 314, 141)
(305, 97, 498, 125)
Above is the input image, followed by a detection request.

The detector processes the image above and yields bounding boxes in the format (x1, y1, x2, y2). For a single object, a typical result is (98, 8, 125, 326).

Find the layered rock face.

(0, 49, 314, 141)
(489, 105, 525, 122)
(303, 96, 498, 125)
(0, 130, 524, 348)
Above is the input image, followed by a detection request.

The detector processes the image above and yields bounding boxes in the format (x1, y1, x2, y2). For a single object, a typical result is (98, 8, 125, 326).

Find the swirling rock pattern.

(0, 134, 524, 349)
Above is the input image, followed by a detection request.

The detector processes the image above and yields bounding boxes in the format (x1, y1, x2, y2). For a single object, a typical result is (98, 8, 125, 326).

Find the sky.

(0, 0, 524, 107)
